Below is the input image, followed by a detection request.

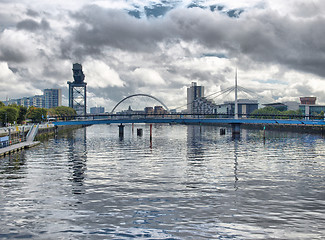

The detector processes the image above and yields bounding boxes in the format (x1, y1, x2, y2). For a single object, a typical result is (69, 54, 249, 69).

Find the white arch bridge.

(110, 93, 169, 113)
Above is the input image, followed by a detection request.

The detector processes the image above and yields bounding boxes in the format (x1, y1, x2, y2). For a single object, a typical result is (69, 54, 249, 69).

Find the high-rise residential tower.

(43, 89, 62, 109)
(187, 82, 204, 114)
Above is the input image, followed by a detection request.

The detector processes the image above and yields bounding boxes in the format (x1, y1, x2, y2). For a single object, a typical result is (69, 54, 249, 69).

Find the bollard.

(132, 123, 134, 134)
(119, 124, 125, 138)
(137, 128, 143, 136)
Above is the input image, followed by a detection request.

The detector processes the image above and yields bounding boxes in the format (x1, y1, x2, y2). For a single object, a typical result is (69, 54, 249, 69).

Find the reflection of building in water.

(67, 127, 87, 194)
(186, 125, 205, 163)
(233, 140, 239, 191)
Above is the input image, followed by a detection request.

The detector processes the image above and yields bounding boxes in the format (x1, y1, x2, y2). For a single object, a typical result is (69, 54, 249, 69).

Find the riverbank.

(0, 124, 84, 158)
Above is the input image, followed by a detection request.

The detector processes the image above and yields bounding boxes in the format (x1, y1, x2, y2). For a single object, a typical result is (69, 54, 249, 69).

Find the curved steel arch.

(111, 93, 169, 113)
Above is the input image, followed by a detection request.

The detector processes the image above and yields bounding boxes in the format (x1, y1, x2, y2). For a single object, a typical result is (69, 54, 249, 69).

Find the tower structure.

(68, 63, 87, 115)
(234, 69, 238, 119)
(187, 82, 204, 114)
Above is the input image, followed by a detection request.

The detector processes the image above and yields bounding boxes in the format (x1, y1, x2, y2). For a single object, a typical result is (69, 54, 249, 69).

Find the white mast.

(234, 68, 238, 119)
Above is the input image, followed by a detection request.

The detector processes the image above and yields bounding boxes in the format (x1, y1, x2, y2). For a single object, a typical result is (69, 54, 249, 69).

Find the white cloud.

(132, 68, 166, 86)
(83, 59, 125, 88)
(1, 0, 325, 111)
(0, 61, 40, 98)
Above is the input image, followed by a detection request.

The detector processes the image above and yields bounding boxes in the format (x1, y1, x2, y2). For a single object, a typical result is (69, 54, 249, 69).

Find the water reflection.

(1, 124, 324, 239)
(233, 140, 239, 191)
(186, 125, 205, 163)
(67, 127, 87, 194)
(0, 151, 27, 179)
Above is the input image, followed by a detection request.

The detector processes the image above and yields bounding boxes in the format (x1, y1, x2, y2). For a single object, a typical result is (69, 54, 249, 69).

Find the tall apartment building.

(187, 82, 204, 114)
(32, 95, 44, 108)
(4, 89, 62, 109)
(44, 89, 62, 109)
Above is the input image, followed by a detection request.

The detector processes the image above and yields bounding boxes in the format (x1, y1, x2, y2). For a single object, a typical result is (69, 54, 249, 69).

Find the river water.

(0, 124, 324, 239)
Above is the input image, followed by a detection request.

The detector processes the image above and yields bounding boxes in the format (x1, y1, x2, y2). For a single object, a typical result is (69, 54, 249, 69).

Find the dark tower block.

(68, 63, 87, 115)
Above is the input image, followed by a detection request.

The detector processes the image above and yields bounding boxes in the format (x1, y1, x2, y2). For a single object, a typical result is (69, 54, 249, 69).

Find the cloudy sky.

(1, 0, 325, 112)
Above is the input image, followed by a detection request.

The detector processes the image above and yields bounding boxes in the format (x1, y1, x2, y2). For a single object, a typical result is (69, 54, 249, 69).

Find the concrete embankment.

(0, 124, 83, 158)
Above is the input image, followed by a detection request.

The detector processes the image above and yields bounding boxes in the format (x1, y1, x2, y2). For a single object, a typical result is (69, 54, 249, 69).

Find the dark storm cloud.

(67, 3, 325, 79)
(167, 7, 325, 77)
(16, 18, 50, 31)
(26, 9, 39, 17)
(70, 5, 169, 53)
(0, 47, 27, 62)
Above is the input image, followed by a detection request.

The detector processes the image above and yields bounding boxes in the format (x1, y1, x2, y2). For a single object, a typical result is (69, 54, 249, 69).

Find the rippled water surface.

(0, 124, 324, 239)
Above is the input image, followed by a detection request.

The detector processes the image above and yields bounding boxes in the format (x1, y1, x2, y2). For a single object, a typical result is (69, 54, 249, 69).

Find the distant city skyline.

(1, 0, 325, 111)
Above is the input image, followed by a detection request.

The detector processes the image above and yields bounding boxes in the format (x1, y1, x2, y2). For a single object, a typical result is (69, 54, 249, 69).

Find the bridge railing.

(49, 112, 324, 122)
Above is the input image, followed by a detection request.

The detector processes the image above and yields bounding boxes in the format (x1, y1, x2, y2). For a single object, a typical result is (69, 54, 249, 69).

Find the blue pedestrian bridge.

(52, 114, 325, 127)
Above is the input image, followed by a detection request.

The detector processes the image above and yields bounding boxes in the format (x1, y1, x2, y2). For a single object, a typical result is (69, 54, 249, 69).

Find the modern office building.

(144, 107, 154, 115)
(263, 101, 300, 111)
(187, 82, 204, 114)
(217, 99, 259, 117)
(298, 97, 325, 118)
(154, 106, 167, 114)
(44, 89, 62, 109)
(300, 97, 316, 105)
(90, 106, 105, 114)
(68, 63, 87, 115)
(192, 97, 218, 114)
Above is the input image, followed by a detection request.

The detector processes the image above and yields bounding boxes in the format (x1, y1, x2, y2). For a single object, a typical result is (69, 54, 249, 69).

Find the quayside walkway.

(0, 124, 40, 157)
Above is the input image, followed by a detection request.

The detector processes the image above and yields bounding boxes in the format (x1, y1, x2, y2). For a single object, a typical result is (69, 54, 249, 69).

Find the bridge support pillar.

(119, 124, 124, 138)
(231, 123, 241, 137)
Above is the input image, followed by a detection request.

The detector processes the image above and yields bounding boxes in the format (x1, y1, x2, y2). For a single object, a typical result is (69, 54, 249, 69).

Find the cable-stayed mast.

(234, 68, 238, 119)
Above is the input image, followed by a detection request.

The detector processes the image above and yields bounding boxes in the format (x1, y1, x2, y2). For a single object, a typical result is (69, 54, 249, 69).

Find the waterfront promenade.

(0, 124, 48, 157)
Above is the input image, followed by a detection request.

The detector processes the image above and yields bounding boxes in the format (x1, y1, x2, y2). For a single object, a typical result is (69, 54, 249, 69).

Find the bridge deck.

(53, 118, 325, 126)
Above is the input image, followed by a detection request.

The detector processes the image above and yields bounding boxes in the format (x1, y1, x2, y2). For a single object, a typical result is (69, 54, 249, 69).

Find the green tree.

(0, 106, 19, 124)
(0, 101, 5, 108)
(27, 107, 47, 123)
(17, 106, 28, 124)
(251, 107, 303, 119)
(48, 106, 76, 119)
(250, 107, 281, 119)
